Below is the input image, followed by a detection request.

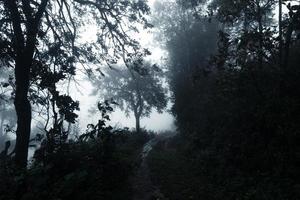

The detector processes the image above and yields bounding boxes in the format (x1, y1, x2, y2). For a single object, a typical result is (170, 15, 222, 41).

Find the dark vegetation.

(0, 101, 153, 200)
(148, 137, 205, 199)
(147, 0, 300, 199)
(1, 131, 152, 200)
(0, 0, 300, 199)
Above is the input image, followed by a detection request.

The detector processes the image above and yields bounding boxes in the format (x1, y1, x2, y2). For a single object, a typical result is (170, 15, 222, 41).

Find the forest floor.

(146, 134, 205, 200)
(131, 133, 175, 200)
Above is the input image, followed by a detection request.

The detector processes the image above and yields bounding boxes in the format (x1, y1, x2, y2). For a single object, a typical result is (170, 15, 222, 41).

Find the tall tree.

(91, 61, 167, 133)
(153, 0, 219, 132)
(160, 1, 300, 198)
(279, 0, 283, 67)
(283, 2, 300, 68)
(0, 0, 150, 168)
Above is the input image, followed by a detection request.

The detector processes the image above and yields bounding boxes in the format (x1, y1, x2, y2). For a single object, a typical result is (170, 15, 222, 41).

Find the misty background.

(1, 0, 300, 199)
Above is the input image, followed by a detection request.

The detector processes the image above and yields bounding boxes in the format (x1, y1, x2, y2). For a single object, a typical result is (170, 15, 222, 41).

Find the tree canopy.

(91, 60, 167, 132)
(0, 0, 151, 168)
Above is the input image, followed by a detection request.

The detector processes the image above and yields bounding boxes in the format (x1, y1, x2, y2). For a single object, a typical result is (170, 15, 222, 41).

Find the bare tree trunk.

(279, 0, 283, 67)
(283, 5, 300, 68)
(4, 0, 49, 169)
(14, 54, 32, 169)
(257, 1, 264, 69)
(0, 117, 4, 136)
(135, 113, 141, 133)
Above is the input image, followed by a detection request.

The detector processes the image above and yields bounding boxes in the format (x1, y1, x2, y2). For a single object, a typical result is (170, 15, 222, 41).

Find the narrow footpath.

(131, 136, 168, 200)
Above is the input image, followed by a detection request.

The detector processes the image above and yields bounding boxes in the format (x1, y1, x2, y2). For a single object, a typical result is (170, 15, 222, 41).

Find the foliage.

(153, 0, 300, 199)
(0, 0, 300, 199)
(0, 132, 151, 200)
(148, 136, 208, 200)
(91, 60, 167, 131)
(0, 102, 153, 200)
(0, 0, 152, 168)
(79, 99, 116, 141)
(153, 0, 219, 133)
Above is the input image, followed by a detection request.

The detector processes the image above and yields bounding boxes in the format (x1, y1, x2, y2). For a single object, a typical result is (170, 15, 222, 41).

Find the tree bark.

(283, 8, 300, 68)
(14, 54, 32, 169)
(279, 0, 283, 67)
(4, 0, 49, 169)
(0, 117, 4, 136)
(256, 1, 264, 69)
(135, 113, 141, 133)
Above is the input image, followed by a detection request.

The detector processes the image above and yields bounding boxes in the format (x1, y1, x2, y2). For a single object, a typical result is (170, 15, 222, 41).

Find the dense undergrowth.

(147, 51, 300, 199)
(148, 56, 300, 199)
(151, 1, 300, 198)
(148, 133, 300, 200)
(0, 129, 153, 200)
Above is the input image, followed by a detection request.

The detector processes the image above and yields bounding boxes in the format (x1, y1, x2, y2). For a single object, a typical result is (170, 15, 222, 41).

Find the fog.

(68, 0, 174, 133)
(1, 0, 299, 199)
(73, 78, 175, 132)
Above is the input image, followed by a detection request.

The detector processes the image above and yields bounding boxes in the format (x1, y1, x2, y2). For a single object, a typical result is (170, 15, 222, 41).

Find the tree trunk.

(0, 117, 4, 136)
(283, 9, 300, 68)
(135, 113, 140, 133)
(279, 0, 283, 67)
(14, 55, 32, 169)
(257, 2, 264, 69)
(4, 0, 49, 170)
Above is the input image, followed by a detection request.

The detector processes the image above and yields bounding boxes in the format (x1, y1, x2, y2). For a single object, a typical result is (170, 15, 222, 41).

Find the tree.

(283, 2, 300, 68)
(91, 61, 167, 133)
(154, 1, 300, 198)
(0, 0, 151, 168)
(152, 0, 219, 133)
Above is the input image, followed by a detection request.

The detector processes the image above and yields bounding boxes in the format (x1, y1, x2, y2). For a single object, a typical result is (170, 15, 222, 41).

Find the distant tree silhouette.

(91, 61, 167, 133)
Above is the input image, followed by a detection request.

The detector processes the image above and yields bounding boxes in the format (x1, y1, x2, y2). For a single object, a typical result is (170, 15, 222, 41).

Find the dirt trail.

(131, 136, 169, 200)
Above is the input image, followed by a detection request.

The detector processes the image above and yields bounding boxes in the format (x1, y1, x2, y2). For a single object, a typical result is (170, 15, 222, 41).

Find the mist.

(1, 0, 300, 199)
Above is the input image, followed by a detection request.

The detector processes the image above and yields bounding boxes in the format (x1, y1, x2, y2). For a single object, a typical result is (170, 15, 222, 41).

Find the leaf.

(1, 82, 9, 87)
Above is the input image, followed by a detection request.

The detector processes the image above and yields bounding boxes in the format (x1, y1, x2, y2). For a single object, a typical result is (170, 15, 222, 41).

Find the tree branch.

(22, 0, 34, 22)
(4, 0, 25, 55)
(35, 0, 49, 23)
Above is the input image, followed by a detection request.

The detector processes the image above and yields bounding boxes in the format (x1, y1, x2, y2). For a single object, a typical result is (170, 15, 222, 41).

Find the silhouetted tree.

(153, 0, 219, 133)
(0, 0, 151, 168)
(91, 61, 167, 133)
(151, 0, 300, 199)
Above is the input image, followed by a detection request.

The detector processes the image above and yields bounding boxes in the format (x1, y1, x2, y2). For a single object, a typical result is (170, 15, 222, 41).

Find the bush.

(0, 128, 153, 200)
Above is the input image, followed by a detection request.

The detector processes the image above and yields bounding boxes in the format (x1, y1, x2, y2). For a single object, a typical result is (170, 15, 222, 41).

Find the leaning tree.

(0, 0, 151, 168)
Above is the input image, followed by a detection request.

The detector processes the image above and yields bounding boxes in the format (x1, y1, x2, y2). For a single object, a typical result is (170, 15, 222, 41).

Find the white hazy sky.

(72, 0, 175, 133)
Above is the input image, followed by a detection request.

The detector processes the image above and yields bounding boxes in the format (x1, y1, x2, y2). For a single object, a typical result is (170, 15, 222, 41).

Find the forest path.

(131, 134, 173, 200)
